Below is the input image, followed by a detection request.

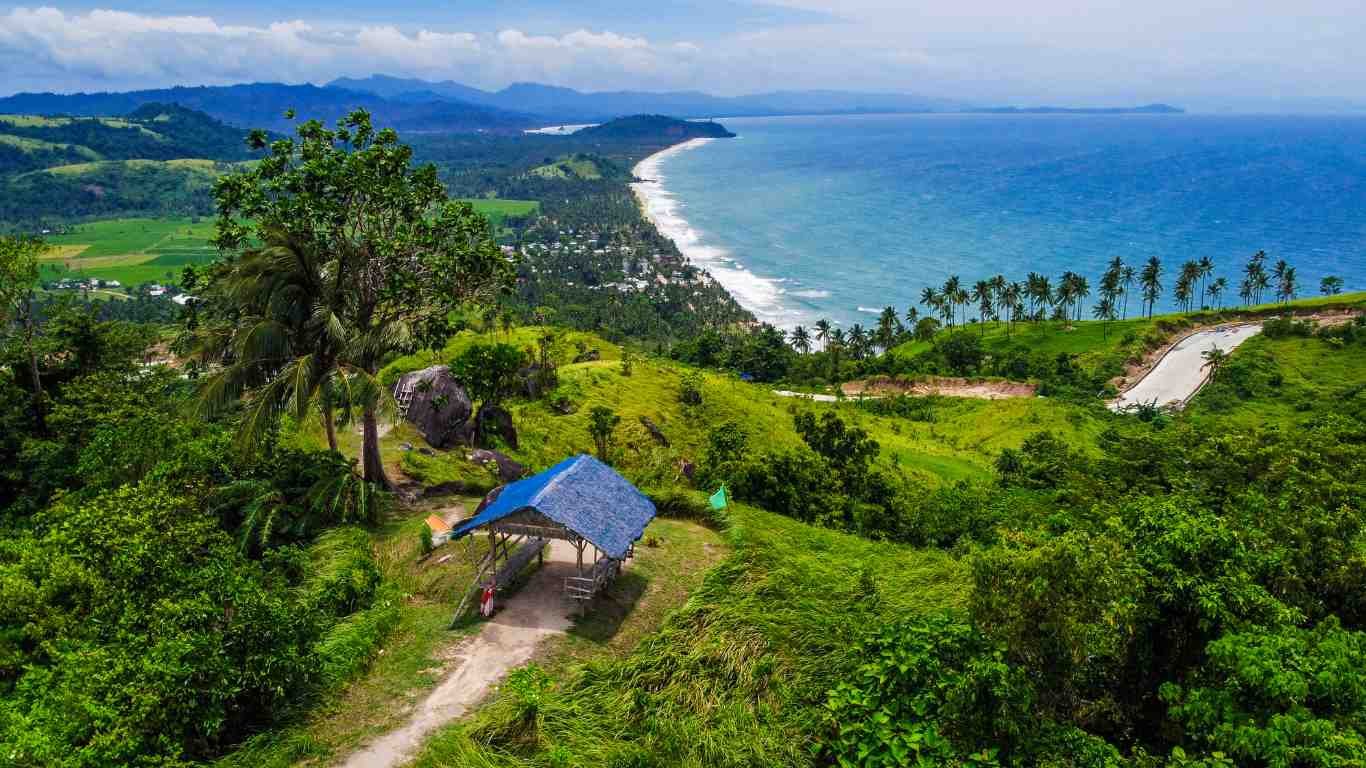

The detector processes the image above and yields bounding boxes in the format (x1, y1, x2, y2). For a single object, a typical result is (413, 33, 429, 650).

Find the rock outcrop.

(395, 366, 473, 449)
(470, 449, 528, 483)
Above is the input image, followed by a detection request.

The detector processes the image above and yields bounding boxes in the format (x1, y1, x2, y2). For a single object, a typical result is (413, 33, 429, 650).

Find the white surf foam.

(632, 141, 807, 329)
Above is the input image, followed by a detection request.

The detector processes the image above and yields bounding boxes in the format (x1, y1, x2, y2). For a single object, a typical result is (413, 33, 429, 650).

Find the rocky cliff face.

(396, 365, 473, 448)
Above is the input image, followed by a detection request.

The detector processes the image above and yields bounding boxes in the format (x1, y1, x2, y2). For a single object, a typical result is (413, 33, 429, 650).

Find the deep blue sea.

(633, 114, 1366, 328)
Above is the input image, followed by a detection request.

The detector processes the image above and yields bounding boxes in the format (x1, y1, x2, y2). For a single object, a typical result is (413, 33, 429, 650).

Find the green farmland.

(39, 217, 218, 288)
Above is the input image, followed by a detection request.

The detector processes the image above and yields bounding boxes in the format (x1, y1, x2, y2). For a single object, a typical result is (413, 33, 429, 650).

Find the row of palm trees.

(784, 251, 1312, 355)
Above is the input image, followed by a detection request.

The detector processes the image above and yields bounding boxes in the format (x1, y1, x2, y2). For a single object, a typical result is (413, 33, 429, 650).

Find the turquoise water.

(637, 114, 1366, 328)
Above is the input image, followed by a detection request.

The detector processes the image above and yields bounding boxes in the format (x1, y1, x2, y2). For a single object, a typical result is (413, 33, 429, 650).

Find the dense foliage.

(823, 405, 1366, 767)
(0, 244, 392, 768)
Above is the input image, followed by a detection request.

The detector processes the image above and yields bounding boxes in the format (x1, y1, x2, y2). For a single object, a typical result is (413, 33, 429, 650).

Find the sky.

(1, 1, 1364, 112)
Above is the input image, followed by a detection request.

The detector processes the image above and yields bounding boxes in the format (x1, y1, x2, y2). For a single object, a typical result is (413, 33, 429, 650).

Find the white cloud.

(0, 8, 703, 94)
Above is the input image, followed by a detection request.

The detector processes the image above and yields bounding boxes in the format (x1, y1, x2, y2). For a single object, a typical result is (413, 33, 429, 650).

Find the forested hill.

(576, 115, 736, 141)
(0, 83, 536, 133)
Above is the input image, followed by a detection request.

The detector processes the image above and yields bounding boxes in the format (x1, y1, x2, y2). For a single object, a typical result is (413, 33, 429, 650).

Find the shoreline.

(630, 139, 805, 329)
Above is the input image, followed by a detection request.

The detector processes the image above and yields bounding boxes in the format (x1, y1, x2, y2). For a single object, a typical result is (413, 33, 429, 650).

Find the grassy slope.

(409, 501, 968, 767)
(890, 292, 1366, 372)
(1186, 330, 1366, 429)
(382, 327, 1104, 490)
(218, 493, 726, 768)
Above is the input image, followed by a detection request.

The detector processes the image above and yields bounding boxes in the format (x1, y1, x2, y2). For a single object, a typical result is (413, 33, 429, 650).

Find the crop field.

(456, 197, 539, 228)
(39, 217, 219, 287)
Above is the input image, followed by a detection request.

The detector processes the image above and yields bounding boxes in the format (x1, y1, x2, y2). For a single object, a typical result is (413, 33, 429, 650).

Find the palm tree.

(1178, 261, 1202, 313)
(1238, 277, 1255, 307)
(876, 306, 902, 353)
(1002, 281, 1024, 336)
(1140, 257, 1163, 318)
(848, 324, 868, 359)
(1031, 274, 1053, 323)
(905, 306, 920, 330)
(1092, 296, 1117, 338)
(1320, 276, 1344, 296)
(1244, 251, 1270, 306)
(789, 325, 812, 354)
(1201, 346, 1229, 382)
(192, 229, 351, 455)
(1278, 265, 1297, 304)
(920, 287, 943, 329)
(814, 318, 832, 351)
(1197, 257, 1215, 308)
(1174, 277, 1192, 314)
(942, 276, 963, 327)
(1120, 265, 1136, 319)
(1207, 277, 1228, 310)
(988, 274, 1008, 325)
(971, 279, 994, 335)
(1071, 275, 1090, 322)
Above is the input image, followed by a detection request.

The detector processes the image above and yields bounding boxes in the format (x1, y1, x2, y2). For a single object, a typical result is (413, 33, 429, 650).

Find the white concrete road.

(1110, 323, 1263, 411)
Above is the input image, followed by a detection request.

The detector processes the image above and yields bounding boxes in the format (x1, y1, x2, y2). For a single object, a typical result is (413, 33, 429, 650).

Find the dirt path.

(1110, 323, 1263, 411)
(336, 540, 579, 768)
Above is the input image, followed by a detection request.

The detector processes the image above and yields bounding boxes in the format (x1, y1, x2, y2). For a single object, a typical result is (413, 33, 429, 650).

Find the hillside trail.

(337, 540, 578, 768)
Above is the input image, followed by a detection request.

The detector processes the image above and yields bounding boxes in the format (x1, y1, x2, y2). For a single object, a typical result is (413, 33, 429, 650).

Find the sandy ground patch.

(777, 376, 1036, 402)
(336, 539, 579, 768)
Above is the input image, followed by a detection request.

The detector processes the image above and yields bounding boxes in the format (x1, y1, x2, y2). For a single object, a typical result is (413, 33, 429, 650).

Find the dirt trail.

(337, 540, 578, 768)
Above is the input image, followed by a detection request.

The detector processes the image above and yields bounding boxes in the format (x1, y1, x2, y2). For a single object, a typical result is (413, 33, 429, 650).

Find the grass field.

(1186, 328, 1366, 429)
(891, 292, 1366, 375)
(0, 133, 102, 159)
(408, 501, 968, 767)
(216, 491, 726, 768)
(455, 197, 539, 231)
(379, 326, 1106, 490)
(529, 156, 603, 180)
(38, 158, 220, 177)
(39, 217, 219, 287)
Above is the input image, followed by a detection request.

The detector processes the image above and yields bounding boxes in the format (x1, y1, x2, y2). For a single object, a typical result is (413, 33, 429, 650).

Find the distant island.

(967, 103, 1184, 115)
(576, 115, 736, 141)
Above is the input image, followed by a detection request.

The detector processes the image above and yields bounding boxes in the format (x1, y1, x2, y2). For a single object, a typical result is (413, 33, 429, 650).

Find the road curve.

(1110, 323, 1263, 411)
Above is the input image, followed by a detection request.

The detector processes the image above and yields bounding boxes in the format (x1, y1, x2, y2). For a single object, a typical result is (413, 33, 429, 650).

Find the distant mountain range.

(0, 76, 1184, 134)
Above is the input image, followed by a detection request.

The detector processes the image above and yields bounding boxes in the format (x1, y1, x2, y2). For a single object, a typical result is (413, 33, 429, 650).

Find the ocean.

(632, 113, 1366, 329)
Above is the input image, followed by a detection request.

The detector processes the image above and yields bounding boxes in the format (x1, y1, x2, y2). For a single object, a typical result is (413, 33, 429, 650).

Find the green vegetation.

(5, 107, 1366, 768)
(36, 217, 219, 288)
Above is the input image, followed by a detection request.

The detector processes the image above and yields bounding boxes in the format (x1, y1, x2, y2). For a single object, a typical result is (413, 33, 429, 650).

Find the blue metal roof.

(452, 454, 656, 560)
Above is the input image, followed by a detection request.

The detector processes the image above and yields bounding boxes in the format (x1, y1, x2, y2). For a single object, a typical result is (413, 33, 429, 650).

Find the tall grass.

(409, 503, 969, 767)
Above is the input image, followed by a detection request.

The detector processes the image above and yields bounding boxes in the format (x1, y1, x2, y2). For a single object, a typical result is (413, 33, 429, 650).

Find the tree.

(1320, 276, 1344, 296)
(1092, 296, 1117, 338)
(1201, 345, 1228, 382)
(1120, 265, 1136, 319)
(451, 342, 525, 444)
(876, 306, 902, 352)
(587, 405, 620, 460)
(1197, 257, 1214, 307)
(1140, 257, 1163, 318)
(198, 111, 512, 488)
(814, 318, 832, 352)
(788, 325, 812, 355)
(0, 236, 47, 430)
(972, 279, 994, 335)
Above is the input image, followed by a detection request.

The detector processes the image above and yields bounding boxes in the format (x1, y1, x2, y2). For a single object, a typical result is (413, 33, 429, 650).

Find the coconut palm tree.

(1278, 265, 1297, 304)
(1320, 276, 1344, 296)
(1202, 346, 1229, 382)
(971, 279, 994, 334)
(814, 318, 832, 351)
(905, 306, 920, 330)
(942, 276, 963, 327)
(1003, 281, 1024, 336)
(1070, 274, 1091, 322)
(789, 325, 812, 354)
(988, 274, 1008, 325)
(1197, 257, 1215, 308)
(1120, 265, 1136, 319)
(1207, 277, 1228, 309)
(1140, 257, 1163, 318)
(1178, 260, 1202, 313)
(876, 306, 902, 352)
(1093, 296, 1117, 338)
(847, 324, 869, 359)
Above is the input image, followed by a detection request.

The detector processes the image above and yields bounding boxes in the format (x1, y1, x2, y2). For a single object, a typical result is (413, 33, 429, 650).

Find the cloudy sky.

(1, 1, 1363, 111)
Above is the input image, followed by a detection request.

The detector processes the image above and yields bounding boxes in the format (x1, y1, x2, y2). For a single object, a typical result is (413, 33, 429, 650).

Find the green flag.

(709, 485, 728, 510)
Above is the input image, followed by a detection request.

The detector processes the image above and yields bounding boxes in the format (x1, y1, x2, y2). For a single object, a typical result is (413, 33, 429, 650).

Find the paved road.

(1110, 323, 1263, 411)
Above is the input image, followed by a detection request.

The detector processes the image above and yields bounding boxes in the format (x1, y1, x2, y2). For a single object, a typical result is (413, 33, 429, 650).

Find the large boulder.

(395, 365, 473, 449)
(470, 449, 528, 484)
(475, 404, 519, 449)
